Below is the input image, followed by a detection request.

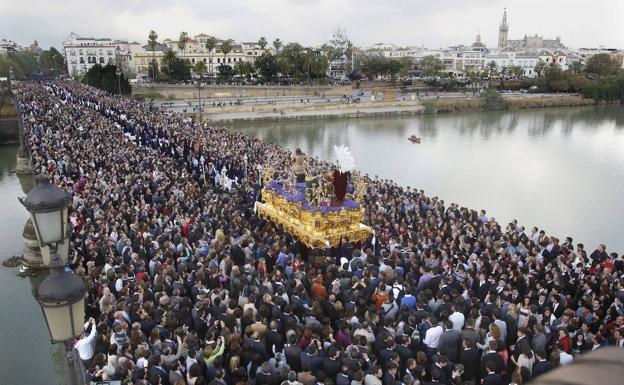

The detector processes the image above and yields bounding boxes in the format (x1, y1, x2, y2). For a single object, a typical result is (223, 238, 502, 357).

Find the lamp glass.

(32, 209, 64, 245)
(41, 297, 85, 342)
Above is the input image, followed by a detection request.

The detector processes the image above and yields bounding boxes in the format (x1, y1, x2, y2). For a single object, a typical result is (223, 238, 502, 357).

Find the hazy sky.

(2, 0, 622, 50)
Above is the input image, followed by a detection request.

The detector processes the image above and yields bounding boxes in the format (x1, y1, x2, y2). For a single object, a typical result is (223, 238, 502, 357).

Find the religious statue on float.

(332, 145, 355, 203)
(292, 148, 306, 183)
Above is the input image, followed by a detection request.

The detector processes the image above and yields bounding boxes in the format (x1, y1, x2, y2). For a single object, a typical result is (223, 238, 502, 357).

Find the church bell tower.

(498, 8, 509, 49)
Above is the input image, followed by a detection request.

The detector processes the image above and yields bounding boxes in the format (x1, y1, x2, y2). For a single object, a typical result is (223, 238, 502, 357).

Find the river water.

(0, 145, 64, 384)
(232, 106, 624, 253)
(0, 106, 623, 384)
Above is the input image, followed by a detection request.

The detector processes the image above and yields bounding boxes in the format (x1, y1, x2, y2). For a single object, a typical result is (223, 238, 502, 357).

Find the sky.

(1, 0, 623, 50)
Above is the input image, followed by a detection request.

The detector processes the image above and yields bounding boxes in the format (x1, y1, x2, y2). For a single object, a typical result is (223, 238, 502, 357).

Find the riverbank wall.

(0, 89, 19, 144)
(201, 100, 424, 124)
(426, 95, 596, 113)
(201, 95, 600, 124)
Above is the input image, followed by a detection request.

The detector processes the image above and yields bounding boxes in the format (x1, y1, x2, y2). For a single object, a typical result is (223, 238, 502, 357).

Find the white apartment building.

(0, 39, 22, 55)
(161, 34, 268, 72)
(63, 33, 117, 76)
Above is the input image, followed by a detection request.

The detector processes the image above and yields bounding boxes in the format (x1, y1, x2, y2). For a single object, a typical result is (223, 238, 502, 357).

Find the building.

(0, 39, 22, 55)
(160, 34, 267, 75)
(497, 9, 565, 50)
(63, 33, 118, 76)
(132, 43, 167, 78)
(325, 28, 352, 79)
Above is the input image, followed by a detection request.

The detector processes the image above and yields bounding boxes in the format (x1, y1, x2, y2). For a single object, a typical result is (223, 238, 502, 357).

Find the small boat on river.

(408, 135, 421, 143)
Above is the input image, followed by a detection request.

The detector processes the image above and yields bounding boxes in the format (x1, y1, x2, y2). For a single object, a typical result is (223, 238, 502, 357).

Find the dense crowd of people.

(16, 80, 624, 385)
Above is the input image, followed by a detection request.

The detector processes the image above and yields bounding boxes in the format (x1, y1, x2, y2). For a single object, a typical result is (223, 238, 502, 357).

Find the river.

(231, 106, 624, 253)
(0, 106, 623, 384)
(0, 145, 64, 384)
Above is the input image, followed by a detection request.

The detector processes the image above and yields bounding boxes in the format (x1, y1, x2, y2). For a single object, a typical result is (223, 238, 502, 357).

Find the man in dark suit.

(532, 350, 555, 378)
(438, 320, 460, 363)
(266, 320, 285, 355)
(551, 294, 564, 319)
(284, 335, 302, 372)
(481, 341, 505, 375)
(482, 361, 504, 385)
(245, 331, 269, 361)
(472, 273, 491, 302)
(147, 355, 169, 385)
(459, 339, 480, 383)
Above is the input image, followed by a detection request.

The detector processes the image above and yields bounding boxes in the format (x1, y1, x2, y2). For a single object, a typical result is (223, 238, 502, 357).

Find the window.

(100, 57, 105, 63)
(228, 58, 231, 63)
(192, 58, 195, 63)
(141, 59, 145, 64)
(79, 49, 83, 55)
(217, 58, 220, 63)
(80, 57, 84, 64)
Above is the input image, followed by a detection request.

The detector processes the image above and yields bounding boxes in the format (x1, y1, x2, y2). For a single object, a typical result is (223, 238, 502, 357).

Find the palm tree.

(205, 36, 217, 78)
(163, 49, 177, 67)
(178, 31, 189, 59)
(194, 60, 207, 75)
(220, 39, 234, 66)
(258, 37, 268, 51)
(273, 38, 282, 53)
(534, 60, 546, 79)
(148, 30, 158, 79)
(486, 61, 498, 78)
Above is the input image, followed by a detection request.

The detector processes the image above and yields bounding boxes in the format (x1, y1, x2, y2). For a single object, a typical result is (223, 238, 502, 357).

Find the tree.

(234, 60, 254, 80)
(205, 36, 218, 77)
(161, 50, 191, 82)
(217, 63, 234, 82)
(254, 52, 279, 81)
(273, 38, 282, 53)
(486, 61, 498, 78)
(542, 64, 568, 92)
(568, 60, 584, 74)
(510, 66, 524, 79)
(419, 55, 444, 78)
(148, 30, 159, 79)
(585, 53, 620, 77)
(534, 60, 546, 79)
(83, 64, 131, 95)
(398, 57, 413, 78)
(162, 49, 178, 68)
(258, 37, 268, 51)
(40, 47, 65, 76)
(194, 60, 207, 75)
(178, 31, 189, 59)
(220, 39, 234, 69)
(480, 88, 508, 110)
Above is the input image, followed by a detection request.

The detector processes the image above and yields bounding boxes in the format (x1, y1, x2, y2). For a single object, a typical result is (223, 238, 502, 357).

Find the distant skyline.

(1, 0, 623, 50)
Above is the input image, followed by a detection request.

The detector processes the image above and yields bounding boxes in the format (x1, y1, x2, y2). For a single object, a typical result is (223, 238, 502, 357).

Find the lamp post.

(116, 67, 122, 95)
(197, 77, 203, 122)
(19, 176, 86, 385)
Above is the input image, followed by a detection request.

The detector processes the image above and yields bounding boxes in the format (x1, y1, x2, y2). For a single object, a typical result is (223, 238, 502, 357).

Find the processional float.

(255, 146, 372, 248)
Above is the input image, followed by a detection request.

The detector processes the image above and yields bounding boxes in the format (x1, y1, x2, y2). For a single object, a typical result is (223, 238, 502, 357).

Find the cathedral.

(497, 8, 565, 50)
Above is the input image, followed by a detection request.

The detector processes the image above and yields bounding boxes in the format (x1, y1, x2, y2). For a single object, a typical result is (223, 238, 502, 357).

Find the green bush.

(480, 88, 508, 111)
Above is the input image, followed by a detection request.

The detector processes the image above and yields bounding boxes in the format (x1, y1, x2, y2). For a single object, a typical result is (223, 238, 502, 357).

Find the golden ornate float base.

(255, 201, 372, 248)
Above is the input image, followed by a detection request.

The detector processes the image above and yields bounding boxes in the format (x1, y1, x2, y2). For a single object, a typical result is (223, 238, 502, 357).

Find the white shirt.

(560, 352, 574, 365)
(75, 326, 97, 360)
(424, 325, 443, 348)
(449, 311, 465, 332)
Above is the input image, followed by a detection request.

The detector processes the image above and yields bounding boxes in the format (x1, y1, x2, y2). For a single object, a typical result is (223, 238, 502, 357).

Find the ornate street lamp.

(19, 175, 85, 385)
(20, 176, 69, 246)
